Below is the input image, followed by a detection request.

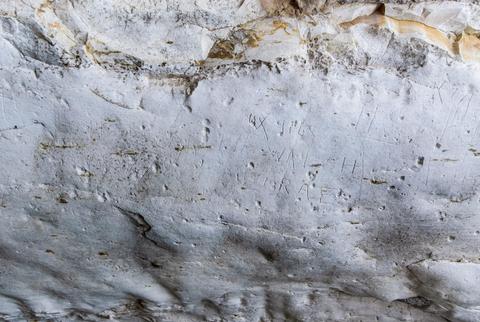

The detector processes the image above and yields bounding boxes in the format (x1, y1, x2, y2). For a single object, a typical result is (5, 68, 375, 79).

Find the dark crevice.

(114, 205, 175, 252)
(374, 3, 386, 15)
(396, 296, 433, 309)
(289, 0, 301, 11)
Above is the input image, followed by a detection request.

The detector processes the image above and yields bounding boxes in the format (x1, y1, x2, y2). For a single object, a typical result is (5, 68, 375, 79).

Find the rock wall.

(1, 0, 480, 321)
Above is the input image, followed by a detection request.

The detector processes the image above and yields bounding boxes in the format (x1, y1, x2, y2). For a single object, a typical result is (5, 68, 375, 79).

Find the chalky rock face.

(1, 0, 480, 321)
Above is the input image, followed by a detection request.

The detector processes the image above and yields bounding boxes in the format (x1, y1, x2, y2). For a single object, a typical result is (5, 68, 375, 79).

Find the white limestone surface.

(1, 0, 480, 321)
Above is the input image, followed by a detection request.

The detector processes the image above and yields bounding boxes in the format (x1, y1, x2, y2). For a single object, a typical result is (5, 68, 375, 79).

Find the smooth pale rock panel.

(1, 49, 480, 321)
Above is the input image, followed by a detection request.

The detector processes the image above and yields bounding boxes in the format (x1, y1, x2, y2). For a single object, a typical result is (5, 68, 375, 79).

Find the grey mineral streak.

(1, 0, 480, 321)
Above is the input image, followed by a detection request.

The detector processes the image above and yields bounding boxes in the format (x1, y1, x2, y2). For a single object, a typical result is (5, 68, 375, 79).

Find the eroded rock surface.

(1, 0, 480, 321)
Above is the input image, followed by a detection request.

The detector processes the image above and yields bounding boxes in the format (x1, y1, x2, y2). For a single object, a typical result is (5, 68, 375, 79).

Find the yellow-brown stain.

(272, 20, 290, 34)
(48, 22, 60, 29)
(244, 29, 264, 48)
(36, 0, 53, 15)
(458, 31, 480, 62)
(341, 11, 480, 63)
(35, 0, 77, 47)
(208, 19, 299, 61)
(208, 39, 236, 59)
(367, 178, 387, 185)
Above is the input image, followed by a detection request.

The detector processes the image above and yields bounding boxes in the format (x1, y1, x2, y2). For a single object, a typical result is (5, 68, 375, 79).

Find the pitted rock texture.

(1, 0, 480, 321)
